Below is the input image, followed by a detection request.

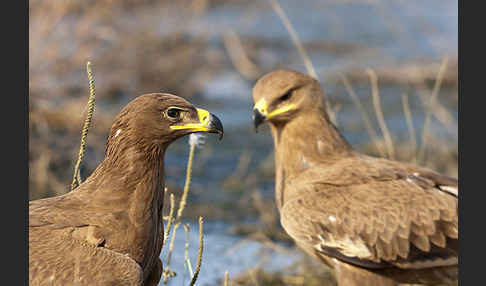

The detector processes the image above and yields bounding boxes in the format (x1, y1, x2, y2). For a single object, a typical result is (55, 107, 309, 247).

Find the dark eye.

(280, 91, 292, 101)
(167, 108, 180, 119)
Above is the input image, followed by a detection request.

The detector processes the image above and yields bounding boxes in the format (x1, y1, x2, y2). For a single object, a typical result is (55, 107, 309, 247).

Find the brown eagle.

(29, 93, 223, 286)
(252, 70, 457, 286)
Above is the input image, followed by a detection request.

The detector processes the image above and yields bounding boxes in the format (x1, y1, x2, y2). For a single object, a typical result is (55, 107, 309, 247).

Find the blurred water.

(190, 0, 457, 69)
(159, 220, 301, 286)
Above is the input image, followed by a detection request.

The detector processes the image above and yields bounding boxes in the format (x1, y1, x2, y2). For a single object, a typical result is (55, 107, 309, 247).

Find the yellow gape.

(170, 108, 211, 132)
(253, 98, 295, 119)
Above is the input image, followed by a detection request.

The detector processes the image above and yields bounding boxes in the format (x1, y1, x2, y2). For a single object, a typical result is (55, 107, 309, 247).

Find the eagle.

(252, 70, 457, 286)
(29, 93, 223, 286)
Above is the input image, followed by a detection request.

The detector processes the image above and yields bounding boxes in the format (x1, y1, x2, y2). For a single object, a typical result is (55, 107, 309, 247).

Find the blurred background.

(29, 0, 458, 285)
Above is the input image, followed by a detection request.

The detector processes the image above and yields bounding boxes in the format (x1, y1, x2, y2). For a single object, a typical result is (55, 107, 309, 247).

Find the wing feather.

(280, 162, 458, 270)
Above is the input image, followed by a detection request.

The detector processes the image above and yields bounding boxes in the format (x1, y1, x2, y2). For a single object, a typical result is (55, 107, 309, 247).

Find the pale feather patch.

(329, 215, 336, 222)
(315, 233, 372, 259)
(301, 155, 312, 168)
(114, 129, 121, 138)
(438, 185, 458, 196)
(317, 140, 326, 154)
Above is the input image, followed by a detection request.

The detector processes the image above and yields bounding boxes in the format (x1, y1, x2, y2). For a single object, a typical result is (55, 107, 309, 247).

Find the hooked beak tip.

(253, 109, 266, 132)
(208, 113, 224, 140)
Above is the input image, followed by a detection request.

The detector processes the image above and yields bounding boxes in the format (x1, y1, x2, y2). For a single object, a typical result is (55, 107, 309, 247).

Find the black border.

(7, 0, 28, 284)
(458, 0, 480, 285)
(458, 0, 463, 284)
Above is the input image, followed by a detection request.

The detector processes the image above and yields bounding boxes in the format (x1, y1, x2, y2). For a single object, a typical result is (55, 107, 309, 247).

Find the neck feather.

(81, 139, 166, 270)
(270, 108, 352, 208)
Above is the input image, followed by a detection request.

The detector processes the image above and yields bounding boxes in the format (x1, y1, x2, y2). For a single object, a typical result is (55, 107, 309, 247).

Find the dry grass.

(163, 135, 206, 285)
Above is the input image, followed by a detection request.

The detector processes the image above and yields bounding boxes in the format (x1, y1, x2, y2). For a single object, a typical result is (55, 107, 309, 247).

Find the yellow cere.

(170, 108, 210, 131)
(254, 98, 268, 115)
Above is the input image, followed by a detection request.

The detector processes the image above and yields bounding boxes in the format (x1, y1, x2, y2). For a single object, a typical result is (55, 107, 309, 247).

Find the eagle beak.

(207, 113, 224, 140)
(171, 108, 224, 140)
(253, 98, 268, 132)
(252, 98, 295, 132)
(253, 108, 266, 132)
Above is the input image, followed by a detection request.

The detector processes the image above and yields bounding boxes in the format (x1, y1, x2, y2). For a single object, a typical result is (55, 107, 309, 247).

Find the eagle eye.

(167, 108, 181, 119)
(280, 91, 292, 101)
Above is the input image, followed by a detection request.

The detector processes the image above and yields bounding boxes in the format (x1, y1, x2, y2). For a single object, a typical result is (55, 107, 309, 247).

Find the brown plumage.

(252, 70, 458, 286)
(29, 93, 223, 286)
